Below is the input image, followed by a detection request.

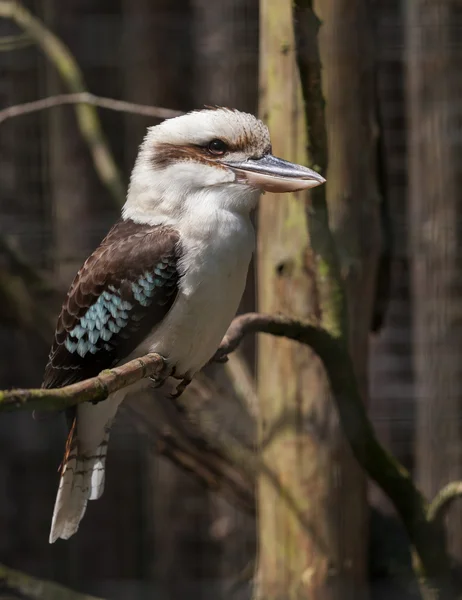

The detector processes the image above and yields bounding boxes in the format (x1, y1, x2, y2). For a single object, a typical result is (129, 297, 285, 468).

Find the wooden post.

(255, 0, 378, 597)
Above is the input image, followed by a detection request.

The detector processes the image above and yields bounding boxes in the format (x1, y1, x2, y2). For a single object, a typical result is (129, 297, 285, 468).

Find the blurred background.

(0, 0, 460, 599)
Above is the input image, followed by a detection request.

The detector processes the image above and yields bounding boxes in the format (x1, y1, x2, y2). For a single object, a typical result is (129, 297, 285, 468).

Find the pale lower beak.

(224, 154, 326, 193)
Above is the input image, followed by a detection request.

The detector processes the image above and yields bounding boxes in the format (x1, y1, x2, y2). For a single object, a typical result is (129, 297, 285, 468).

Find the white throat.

(122, 158, 261, 229)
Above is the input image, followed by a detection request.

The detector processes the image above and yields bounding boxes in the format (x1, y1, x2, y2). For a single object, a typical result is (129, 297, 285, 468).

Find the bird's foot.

(150, 361, 175, 389)
(170, 376, 192, 400)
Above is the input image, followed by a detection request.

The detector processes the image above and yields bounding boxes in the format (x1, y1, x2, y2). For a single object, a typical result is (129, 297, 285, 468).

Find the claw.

(169, 377, 192, 400)
(150, 361, 175, 389)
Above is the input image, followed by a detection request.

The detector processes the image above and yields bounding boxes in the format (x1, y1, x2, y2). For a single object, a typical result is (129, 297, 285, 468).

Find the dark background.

(0, 1, 457, 598)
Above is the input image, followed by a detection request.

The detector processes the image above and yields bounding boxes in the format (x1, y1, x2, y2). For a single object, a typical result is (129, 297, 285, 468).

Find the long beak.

(224, 154, 326, 193)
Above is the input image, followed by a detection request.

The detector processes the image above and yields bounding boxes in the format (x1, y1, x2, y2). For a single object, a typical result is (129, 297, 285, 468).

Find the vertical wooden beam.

(256, 1, 373, 598)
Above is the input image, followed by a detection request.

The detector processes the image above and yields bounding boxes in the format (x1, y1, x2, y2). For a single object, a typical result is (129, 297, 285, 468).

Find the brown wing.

(43, 219, 180, 390)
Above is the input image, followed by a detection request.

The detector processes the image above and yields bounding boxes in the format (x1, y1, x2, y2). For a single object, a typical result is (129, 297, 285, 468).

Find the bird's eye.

(207, 139, 228, 156)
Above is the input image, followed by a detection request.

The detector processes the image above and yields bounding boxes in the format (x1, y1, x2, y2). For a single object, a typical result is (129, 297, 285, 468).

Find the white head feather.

(123, 108, 271, 226)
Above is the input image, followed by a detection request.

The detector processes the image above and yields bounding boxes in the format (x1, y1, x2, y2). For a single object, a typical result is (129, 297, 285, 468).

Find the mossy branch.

(0, 0, 124, 206)
(0, 353, 168, 412)
(0, 562, 103, 600)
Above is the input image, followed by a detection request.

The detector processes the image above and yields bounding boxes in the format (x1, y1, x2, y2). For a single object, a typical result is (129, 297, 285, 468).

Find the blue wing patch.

(64, 262, 175, 358)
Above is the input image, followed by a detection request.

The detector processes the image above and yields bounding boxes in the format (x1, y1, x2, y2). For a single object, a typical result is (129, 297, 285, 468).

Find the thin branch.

(0, 562, 103, 600)
(0, 353, 168, 412)
(0, 0, 125, 205)
(216, 313, 322, 358)
(0, 93, 184, 125)
(428, 481, 462, 523)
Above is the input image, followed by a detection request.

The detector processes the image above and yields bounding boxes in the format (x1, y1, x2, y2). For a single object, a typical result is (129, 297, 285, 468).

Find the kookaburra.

(44, 107, 325, 543)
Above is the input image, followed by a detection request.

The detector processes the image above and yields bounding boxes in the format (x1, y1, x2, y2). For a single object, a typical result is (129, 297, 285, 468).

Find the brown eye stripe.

(152, 134, 271, 170)
(151, 143, 224, 169)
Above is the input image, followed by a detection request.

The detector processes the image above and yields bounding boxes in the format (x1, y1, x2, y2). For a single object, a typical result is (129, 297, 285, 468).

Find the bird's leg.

(149, 359, 175, 389)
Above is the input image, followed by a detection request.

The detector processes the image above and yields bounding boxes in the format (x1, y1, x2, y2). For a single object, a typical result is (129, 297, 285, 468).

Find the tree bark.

(255, 1, 376, 598)
(408, 0, 462, 569)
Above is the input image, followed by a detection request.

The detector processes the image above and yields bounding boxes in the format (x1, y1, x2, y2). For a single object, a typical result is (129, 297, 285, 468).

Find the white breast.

(138, 207, 255, 377)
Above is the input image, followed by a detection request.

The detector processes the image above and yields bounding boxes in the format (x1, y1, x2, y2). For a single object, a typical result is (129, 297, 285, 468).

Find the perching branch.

(0, 93, 184, 125)
(0, 0, 125, 205)
(0, 353, 168, 412)
(0, 562, 103, 600)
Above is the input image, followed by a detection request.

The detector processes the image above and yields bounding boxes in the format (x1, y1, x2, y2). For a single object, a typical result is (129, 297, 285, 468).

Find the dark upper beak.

(223, 154, 326, 193)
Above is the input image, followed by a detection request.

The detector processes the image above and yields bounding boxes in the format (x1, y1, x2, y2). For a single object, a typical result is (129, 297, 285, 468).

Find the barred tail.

(49, 395, 122, 543)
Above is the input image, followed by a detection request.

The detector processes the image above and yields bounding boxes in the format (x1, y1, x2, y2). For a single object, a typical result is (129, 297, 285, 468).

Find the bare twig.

(428, 481, 462, 523)
(0, 562, 103, 600)
(0, 93, 184, 125)
(0, 0, 125, 205)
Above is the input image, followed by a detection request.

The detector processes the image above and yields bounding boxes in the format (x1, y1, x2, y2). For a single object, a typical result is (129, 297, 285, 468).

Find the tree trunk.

(408, 0, 462, 567)
(256, 1, 378, 598)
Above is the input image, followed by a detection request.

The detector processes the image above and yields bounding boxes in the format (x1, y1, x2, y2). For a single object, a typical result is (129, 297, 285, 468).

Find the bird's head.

(124, 107, 325, 225)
